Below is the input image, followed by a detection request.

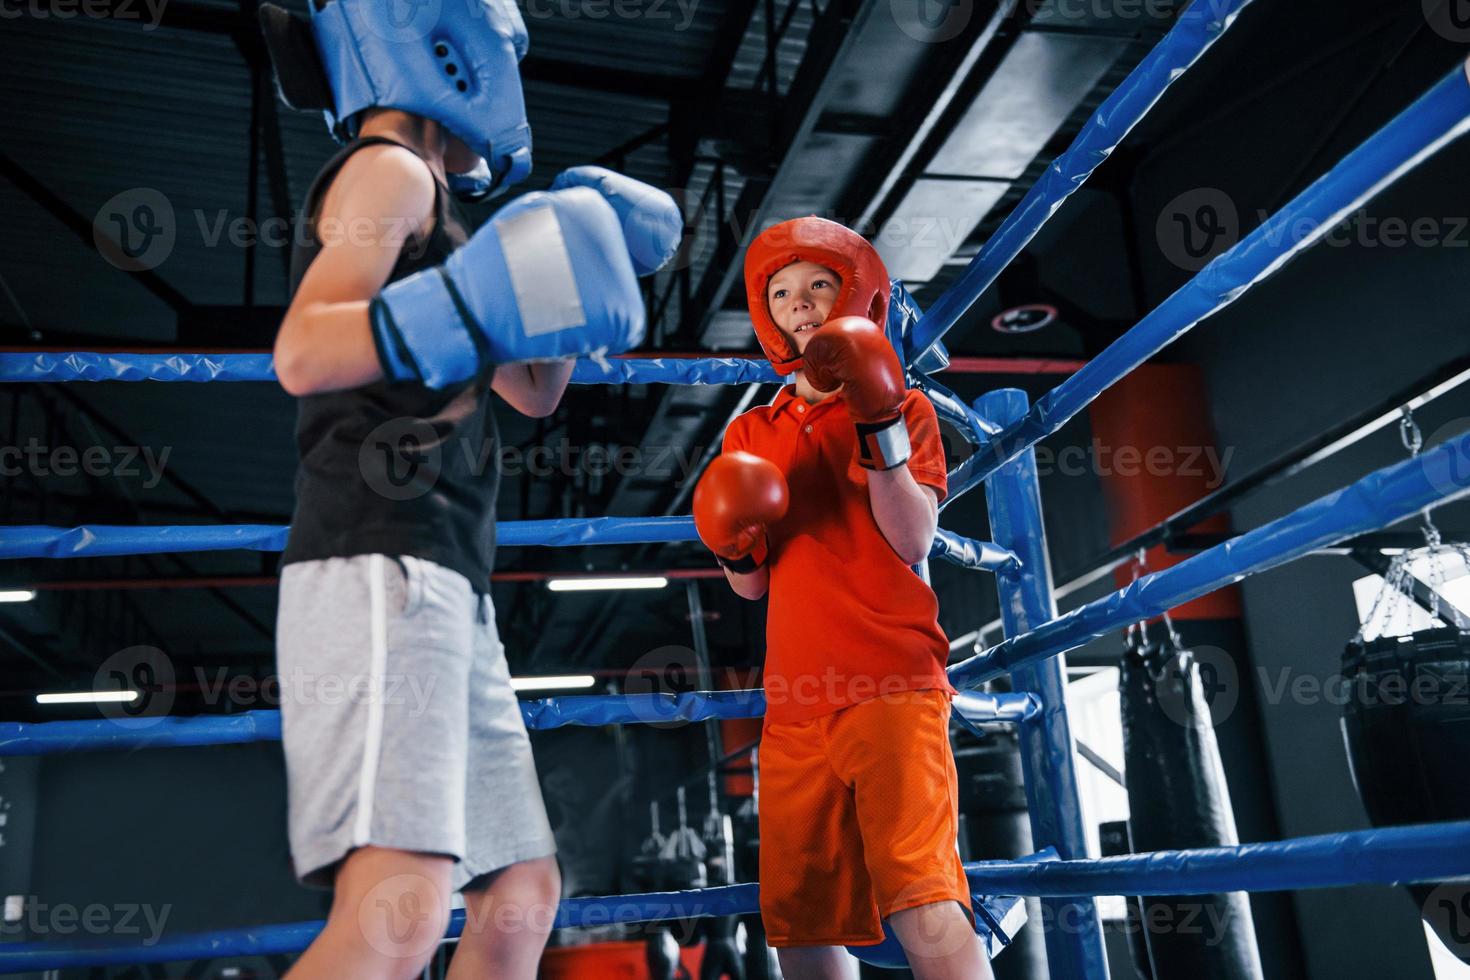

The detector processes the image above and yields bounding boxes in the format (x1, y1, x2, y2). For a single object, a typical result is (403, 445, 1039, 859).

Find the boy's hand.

(692, 452, 789, 573)
(802, 316, 911, 470)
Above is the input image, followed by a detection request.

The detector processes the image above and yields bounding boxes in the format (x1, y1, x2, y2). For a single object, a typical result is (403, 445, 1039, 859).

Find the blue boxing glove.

(370, 185, 643, 388)
(551, 166, 682, 276)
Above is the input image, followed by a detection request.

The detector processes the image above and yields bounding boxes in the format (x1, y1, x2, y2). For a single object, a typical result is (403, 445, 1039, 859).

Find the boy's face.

(766, 260, 843, 355)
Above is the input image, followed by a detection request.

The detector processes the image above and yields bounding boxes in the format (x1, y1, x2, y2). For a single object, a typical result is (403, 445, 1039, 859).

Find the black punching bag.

(1100, 820, 1153, 980)
(1343, 626, 1470, 961)
(957, 727, 1047, 980)
(1121, 642, 1264, 979)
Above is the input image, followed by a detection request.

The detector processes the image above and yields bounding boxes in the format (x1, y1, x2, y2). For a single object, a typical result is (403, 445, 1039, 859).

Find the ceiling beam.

(0, 150, 194, 316)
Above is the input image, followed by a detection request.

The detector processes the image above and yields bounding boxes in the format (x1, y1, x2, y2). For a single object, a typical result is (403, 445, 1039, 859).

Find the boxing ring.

(7, 0, 1470, 973)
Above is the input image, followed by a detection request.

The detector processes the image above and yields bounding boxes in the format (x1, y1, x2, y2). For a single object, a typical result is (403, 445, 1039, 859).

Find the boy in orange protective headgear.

(691, 217, 993, 979)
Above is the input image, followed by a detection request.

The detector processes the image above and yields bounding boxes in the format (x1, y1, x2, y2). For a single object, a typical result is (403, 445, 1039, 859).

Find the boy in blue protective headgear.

(259, 2, 681, 977)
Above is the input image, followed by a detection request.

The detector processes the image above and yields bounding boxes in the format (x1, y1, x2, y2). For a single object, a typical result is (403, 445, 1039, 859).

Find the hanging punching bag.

(957, 727, 1047, 980)
(1121, 641, 1264, 979)
(1342, 626, 1470, 961)
(1100, 820, 1154, 980)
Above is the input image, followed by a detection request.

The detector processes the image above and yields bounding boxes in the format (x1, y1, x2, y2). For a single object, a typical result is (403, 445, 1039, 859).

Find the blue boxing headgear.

(264, 0, 533, 201)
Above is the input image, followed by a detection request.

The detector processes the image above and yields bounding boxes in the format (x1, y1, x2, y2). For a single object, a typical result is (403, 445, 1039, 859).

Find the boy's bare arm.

(722, 564, 770, 600)
(491, 361, 576, 418)
(273, 145, 436, 396)
(868, 467, 938, 565)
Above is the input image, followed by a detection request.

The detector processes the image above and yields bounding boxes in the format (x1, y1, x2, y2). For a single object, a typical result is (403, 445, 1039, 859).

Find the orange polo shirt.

(723, 386, 954, 725)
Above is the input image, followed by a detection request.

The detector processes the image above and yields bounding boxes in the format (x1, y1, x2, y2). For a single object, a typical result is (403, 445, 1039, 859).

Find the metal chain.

(1356, 549, 1410, 643)
(1355, 406, 1469, 639)
(1400, 405, 1424, 457)
(1123, 548, 1147, 655)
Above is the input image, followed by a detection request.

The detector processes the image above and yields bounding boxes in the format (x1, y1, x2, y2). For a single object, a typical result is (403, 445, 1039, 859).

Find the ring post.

(977, 388, 1110, 980)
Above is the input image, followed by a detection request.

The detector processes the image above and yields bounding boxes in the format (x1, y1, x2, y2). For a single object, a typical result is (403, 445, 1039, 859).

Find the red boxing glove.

(802, 316, 911, 470)
(692, 452, 789, 573)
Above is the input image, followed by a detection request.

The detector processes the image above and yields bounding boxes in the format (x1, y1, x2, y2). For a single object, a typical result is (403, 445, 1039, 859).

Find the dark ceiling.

(2, 0, 1466, 721)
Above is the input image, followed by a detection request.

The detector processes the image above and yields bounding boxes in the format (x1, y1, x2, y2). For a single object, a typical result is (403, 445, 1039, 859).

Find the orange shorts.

(757, 688, 972, 947)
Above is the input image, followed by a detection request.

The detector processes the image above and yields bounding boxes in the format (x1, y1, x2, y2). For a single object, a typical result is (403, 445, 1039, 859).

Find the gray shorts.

(276, 553, 556, 891)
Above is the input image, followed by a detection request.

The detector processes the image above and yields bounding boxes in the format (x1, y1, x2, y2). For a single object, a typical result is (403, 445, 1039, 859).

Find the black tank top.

(281, 136, 499, 592)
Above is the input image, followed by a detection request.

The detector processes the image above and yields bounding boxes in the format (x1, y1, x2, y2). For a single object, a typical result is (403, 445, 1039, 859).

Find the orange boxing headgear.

(744, 217, 891, 376)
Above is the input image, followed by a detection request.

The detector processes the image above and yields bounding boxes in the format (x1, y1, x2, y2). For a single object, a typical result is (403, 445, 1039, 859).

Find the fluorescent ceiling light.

(510, 675, 597, 692)
(36, 690, 139, 705)
(0, 590, 36, 603)
(546, 576, 668, 592)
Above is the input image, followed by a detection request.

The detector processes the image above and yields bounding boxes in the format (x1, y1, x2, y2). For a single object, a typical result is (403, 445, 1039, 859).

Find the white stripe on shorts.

(353, 554, 391, 845)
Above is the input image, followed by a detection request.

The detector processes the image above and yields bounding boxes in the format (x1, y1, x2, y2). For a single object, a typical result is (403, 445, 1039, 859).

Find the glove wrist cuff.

(717, 536, 768, 574)
(374, 267, 484, 388)
(856, 415, 911, 471)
